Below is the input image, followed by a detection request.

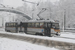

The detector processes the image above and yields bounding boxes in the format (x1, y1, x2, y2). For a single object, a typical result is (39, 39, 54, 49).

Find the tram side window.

(35, 23, 40, 28)
(6, 24, 8, 27)
(9, 23, 10, 27)
(40, 23, 44, 28)
(7, 23, 9, 27)
(10, 23, 12, 27)
(7, 23, 15, 27)
(6, 24, 7, 26)
(6, 23, 14, 27)
(13, 23, 16, 27)
(48, 23, 51, 27)
(9, 23, 12, 27)
(28, 23, 32, 27)
(52, 23, 55, 28)
(8, 23, 10, 27)
(44, 23, 47, 27)
(8, 24, 10, 27)
(32, 23, 34, 27)
(11, 23, 13, 27)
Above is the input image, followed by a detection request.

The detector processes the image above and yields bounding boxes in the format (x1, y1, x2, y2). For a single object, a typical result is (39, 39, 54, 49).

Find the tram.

(5, 20, 60, 37)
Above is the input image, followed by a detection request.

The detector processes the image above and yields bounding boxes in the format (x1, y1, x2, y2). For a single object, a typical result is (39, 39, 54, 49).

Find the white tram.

(5, 20, 60, 37)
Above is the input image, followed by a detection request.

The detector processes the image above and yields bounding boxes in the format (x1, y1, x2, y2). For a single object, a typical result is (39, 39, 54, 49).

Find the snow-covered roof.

(23, 19, 56, 23)
(6, 21, 24, 23)
(6, 19, 59, 23)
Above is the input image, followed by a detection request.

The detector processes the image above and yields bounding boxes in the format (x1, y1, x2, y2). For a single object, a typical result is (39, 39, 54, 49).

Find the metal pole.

(63, 9, 66, 32)
(64, 9, 66, 30)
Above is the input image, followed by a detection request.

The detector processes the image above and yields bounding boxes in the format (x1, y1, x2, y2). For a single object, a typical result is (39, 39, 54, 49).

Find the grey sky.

(0, 0, 59, 8)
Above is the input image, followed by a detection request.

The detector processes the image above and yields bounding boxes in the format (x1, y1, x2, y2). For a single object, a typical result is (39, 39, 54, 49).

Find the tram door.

(19, 22, 23, 32)
(24, 23, 28, 33)
(44, 22, 51, 37)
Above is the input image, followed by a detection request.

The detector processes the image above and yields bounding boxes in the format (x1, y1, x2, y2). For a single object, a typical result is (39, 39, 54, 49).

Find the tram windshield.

(52, 23, 59, 29)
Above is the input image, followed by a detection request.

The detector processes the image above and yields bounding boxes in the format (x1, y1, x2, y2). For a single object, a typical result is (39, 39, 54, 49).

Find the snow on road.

(60, 32, 75, 38)
(0, 30, 75, 50)
(0, 31, 75, 44)
(0, 37, 58, 50)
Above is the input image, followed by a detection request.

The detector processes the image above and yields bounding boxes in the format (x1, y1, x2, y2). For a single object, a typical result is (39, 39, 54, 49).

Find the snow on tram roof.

(23, 19, 55, 23)
(6, 19, 59, 23)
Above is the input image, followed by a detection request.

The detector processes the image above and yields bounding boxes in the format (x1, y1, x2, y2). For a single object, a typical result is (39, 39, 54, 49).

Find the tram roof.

(22, 20, 57, 23)
(6, 22, 18, 23)
(6, 20, 59, 23)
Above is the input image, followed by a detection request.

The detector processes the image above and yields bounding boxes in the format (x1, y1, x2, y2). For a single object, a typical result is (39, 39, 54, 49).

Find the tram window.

(6, 24, 8, 27)
(6, 24, 8, 26)
(44, 23, 47, 27)
(22, 23, 26, 26)
(10, 23, 11, 26)
(8, 24, 9, 26)
(8, 24, 10, 27)
(32, 23, 34, 27)
(28, 23, 29, 27)
(9, 23, 10, 26)
(10, 24, 11, 26)
(52, 23, 55, 28)
(30, 23, 32, 27)
(9, 24, 10, 27)
(11, 23, 13, 26)
(7, 23, 11, 27)
(55, 23, 59, 29)
(28, 23, 32, 27)
(35, 23, 40, 27)
(14, 23, 16, 26)
(13, 23, 14, 26)
(11, 24, 12, 25)
(34, 23, 35, 27)
(52, 23, 59, 29)
(8, 24, 9, 27)
(48, 23, 51, 27)
(13, 23, 16, 26)
(40, 23, 44, 28)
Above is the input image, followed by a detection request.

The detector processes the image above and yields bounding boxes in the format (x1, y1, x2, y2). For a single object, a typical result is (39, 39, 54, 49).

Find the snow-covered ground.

(0, 28, 4, 31)
(0, 28, 75, 39)
(60, 32, 75, 38)
(0, 37, 58, 50)
(0, 29, 75, 50)
(0, 31, 75, 44)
